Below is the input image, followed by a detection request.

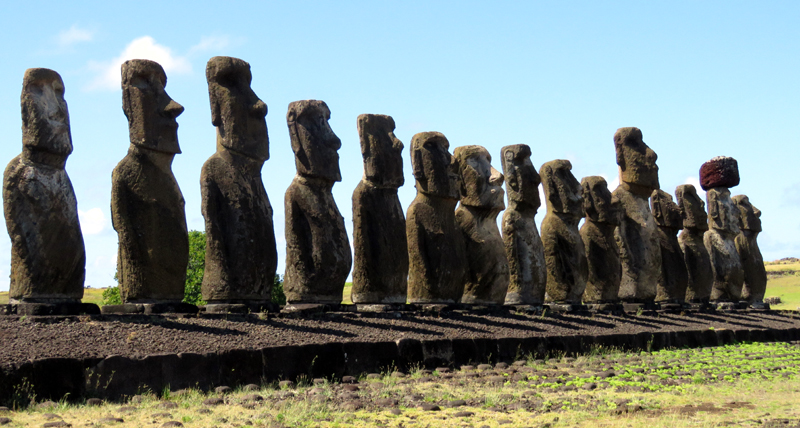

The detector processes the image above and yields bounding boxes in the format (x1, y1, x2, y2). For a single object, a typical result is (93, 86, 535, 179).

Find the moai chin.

(200, 56, 277, 305)
(501, 144, 546, 305)
(351, 114, 408, 304)
(579, 176, 620, 303)
(4, 68, 86, 302)
(732, 194, 765, 304)
(406, 132, 467, 303)
(284, 100, 352, 304)
(454, 145, 509, 305)
(651, 189, 689, 303)
(612, 127, 661, 302)
(540, 160, 587, 304)
(111, 59, 188, 303)
(675, 184, 713, 302)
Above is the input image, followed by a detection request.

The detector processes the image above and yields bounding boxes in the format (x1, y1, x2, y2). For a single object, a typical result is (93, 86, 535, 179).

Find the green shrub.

(101, 286, 122, 305)
(183, 230, 207, 306)
(272, 274, 286, 305)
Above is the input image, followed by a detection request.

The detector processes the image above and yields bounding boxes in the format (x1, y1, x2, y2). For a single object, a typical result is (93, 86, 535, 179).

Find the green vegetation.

(342, 282, 353, 304)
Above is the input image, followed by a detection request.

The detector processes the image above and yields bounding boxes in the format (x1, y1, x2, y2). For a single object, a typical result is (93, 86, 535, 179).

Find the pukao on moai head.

(539, 160, 587, 304)
(351, 114, 408, 304)
(675, 184, 713, 302)
(651, 189, 688, 303)
(4, 68, 86, 303)
(580, 176, 620, 303)
(454, 145, 508, 304)
(501, 144, 546, 305)
(732, 195, 766, 305)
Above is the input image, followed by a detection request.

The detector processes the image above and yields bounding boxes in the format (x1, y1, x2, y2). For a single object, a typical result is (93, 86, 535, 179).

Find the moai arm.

(110, 172, 141, 295)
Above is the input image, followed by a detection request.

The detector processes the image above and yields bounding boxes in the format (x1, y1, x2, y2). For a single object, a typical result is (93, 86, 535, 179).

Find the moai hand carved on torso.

(580, 176, 620, 303)
(651, 189, 688, 303)
(733, 194, 765, 303)
(675, 184, 713, 302)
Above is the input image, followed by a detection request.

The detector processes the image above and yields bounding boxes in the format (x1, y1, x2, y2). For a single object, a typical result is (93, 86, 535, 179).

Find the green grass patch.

(0, 288, 105, 305)
(342, 282, 353, 304)
(766, 275, 800, 309)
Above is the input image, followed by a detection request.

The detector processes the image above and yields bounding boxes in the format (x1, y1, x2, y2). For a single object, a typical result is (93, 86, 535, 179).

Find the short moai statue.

(501, 144, 546, 305)
(111, 60, 190, 307)
(539, 160, 587, 304)
(200, 57, 277, 309)
(406, 132, 467, 303)
(4, 68, 89, 313)
(351, 114, 408, 304)
(700, 156, 744, 302)
(675, 184, 713, 303)
(284, 100, 352, 304)
(612, 127, 661, 303)
(732, 195, 766, 306)
(579, 176, 620, 304)
(454, 145, 509, 305)
(651, 189, 689, 304)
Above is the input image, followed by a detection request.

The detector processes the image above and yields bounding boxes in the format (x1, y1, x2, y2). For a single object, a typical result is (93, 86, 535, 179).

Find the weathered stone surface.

(675, 184, 713, 302)
(733, 195, 766, 303)
(539, 160, 586, 303)
(4, 68, 85, 302)
(580, 176, 620, 303)
(651, 189, 688, 302)
(704, 187, 743, 301)
(112, 60, 188, 302)
(612, 127, 661, 302)
(351, 114, 408, 303)
(700, 156, 739, 191)
(406, 132, 467, 303)
(501, 145, 546, 305)
(284, 100, 351, 303)
(200, 57, 277, 303)
(454, 145, 508, 305)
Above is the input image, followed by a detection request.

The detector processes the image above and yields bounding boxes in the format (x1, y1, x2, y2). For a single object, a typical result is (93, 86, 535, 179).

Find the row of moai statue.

(3, 58, 767, 314)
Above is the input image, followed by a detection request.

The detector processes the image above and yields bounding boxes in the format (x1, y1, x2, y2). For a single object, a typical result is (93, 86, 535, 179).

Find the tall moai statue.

(700, 157, 744, 302)
(3, 68, 86, 309)
(454, 145, 509, 305)
(200, 57, 277, 309)
(612, 127, 661, 303)
(501, 145, 546, 305)
(111, 60, 189, 305)
(406, 132, 467, 303)
(579, 176, 620, 304)
(651, 189, 689, 303)
(675, 184, 713, 303)
(540, 160, 587, 304)
(284, 100, 351, 304)
(351, 114, 408, 304)
(732, 195, 766, 306)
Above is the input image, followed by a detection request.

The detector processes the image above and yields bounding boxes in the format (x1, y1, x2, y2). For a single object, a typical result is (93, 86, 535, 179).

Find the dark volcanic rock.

(705, 187, 743, 301)
(733, 195, 766, 303)
(700, 156, 739, 190)
(675, 184, 713, 302)
(651, 189, 688, 302)
(580, 176, 620, 303)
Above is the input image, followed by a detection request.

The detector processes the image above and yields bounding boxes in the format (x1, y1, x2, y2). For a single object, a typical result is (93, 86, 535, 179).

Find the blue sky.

(0, 1, 798, 290)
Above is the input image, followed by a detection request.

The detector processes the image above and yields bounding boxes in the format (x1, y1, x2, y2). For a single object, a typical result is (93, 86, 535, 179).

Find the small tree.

(183, 230, 206, 306)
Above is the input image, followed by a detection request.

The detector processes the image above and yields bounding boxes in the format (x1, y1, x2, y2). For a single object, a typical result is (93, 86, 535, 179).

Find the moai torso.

(651, 189, 688, 302)
(733, 194, 765, 303)
(580, 176, 620, 303)
(676, 184, 713, 302)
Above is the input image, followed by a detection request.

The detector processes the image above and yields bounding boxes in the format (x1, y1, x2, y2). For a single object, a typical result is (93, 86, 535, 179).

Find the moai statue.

(454, 145, 509, 305)
(406, 132, 467, 303)
(539, 160, 587, 304)
(501, 144, 546, 305)
(284, 100, 351, 304)
(651, 189, 689, 303)
(351, 114, 408, 304)
(732, 195, 766, 305)
(675, 184, 713, 303)
(111, 60, 189, 306)
(200, 57, 277, 309)
(700, 157, 744, 302)
(579, 176, 620, 304)
(612, 127, 661, 303)
(3, 68, 87, 310)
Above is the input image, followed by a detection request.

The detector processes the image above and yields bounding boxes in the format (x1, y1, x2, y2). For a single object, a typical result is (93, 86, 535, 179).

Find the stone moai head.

(732, 195, 762, 233)
(287, 100, 342, 182)
(540, 160, 583, 220)
(357, 114, 404, 188)
(675, 184, 708, 231)
(410, 132, 460, 200)
(614, 127, 659, 195)
(651, 189, 683, 230)
(501, 144, 540, 211)
(121, 59, 184, 154)
(454, 145, 504, 210)
(206, 56, 269, 161)
(21, 68, 73, 159)
(581, 176, 617, 225)
(707, 188, 740, 234)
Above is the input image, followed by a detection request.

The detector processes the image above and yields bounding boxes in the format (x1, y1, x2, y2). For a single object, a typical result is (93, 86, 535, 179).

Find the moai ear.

(412, 149, 425, 186)
(210, 91, 222, 127)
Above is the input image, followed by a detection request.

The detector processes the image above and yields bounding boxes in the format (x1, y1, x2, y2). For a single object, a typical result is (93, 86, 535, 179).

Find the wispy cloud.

(79, 207, 108, 235)
(86, 36, 192, 91)
(57, 25, 94, 47)
(188, 35, 233, 56)
(683, 176, 707, 201)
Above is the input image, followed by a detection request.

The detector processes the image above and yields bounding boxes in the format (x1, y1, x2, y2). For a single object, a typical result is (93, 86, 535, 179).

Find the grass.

(0, 288, 105, 305)
(765, 275, 800, 310)
(765, 261, 800, 272)
(342, 282, 353, 305)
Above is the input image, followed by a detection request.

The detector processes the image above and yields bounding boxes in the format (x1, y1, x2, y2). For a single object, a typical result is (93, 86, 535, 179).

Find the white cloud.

(188, 35, 232, 55)
(79, 207, 108, 235)
(683, 176, 707, 200)
(86, 36, 192, 90)
(58, 25, 94, 47)
(538, 183, 546, 208)
(607, 176, 620, 192)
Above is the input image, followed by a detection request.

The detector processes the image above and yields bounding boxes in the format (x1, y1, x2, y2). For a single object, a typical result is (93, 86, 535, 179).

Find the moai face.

(454, 145, 504, 210)
(707, 188, 740, 234)
(357, 114, 404, 188)
(675, 184, 708, 231)
(206, 56, 269, 161)
(614, 127, 659, 194)
(732, 195, 762, 233)
(501, 144, 540, 210)
(21, 68, 72, 156)
(121, 60, 184, 154)
(540, 160, 583, 220)
(651, 189, 683, 229)
(581, 176, 617, 225)
(410, 132, 460, 200)
(287, 100, 342, 182)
